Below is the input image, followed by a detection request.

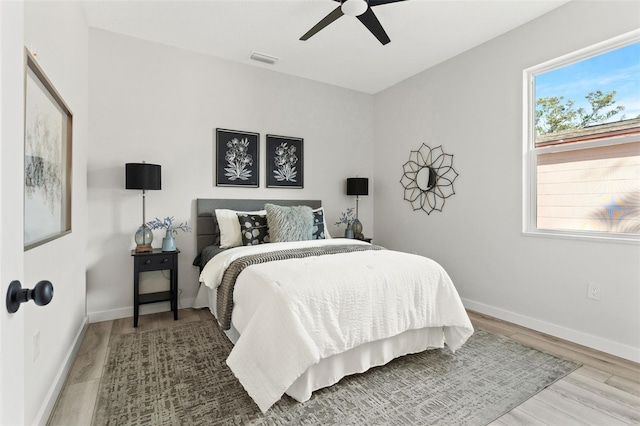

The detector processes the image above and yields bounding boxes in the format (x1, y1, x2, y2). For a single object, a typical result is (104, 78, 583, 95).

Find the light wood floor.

(48, 308, 640, 425)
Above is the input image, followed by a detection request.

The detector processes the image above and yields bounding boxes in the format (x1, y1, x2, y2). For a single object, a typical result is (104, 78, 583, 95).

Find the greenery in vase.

(146, 216, 192, 234)
(334, 208, 355, 229)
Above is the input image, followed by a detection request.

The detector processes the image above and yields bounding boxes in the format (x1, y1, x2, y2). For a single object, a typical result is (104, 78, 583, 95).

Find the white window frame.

(523, 30, 640, 244)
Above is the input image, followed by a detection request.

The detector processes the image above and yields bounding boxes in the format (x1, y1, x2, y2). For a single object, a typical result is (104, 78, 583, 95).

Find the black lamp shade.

(347, 177, 368, 196)
(126, 163, 161, 190)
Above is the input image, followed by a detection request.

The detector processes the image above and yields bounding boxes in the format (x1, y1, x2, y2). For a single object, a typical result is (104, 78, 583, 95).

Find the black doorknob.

(6, 280, 54, 314)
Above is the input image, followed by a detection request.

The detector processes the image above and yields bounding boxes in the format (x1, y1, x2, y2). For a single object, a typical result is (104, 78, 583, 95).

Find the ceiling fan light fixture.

(341, 0, 368, 17)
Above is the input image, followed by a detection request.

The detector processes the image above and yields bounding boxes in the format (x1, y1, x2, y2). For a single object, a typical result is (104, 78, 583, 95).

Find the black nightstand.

(131, 249, 179, 327)
(339, 237, 372, 243)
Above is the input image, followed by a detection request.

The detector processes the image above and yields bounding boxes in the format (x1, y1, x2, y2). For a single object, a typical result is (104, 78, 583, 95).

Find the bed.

(193, 198, 474, 412)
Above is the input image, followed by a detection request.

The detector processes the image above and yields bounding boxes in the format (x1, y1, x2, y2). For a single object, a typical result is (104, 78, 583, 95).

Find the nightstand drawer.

(136, 254, 175, 271)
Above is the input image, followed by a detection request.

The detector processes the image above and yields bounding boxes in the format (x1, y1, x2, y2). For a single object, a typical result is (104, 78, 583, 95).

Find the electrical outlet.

(587, 282, 602, 301)
(33, 330, 40, 361)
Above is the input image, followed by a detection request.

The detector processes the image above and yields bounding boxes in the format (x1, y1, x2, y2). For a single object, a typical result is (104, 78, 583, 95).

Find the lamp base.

(352, 218, 364, 240)
(135, 244, 153, 253)
(134, 225, 153, 252)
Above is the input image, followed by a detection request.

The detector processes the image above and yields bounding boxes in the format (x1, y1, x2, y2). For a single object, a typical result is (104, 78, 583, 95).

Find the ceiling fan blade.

(300, 6, 344, 41)
(357, 7, 390, 45)
(369, 0, 407, 6)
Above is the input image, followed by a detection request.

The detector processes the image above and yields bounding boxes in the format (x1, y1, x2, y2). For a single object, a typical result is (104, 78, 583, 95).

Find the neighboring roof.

(536, 117, 640, 147)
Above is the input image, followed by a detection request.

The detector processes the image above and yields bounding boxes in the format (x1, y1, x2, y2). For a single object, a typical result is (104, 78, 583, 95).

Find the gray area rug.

(93, 319, 579, 425)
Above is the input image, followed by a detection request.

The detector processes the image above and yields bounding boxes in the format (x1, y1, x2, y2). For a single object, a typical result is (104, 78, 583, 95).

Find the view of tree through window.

(528, 39, 640, 238)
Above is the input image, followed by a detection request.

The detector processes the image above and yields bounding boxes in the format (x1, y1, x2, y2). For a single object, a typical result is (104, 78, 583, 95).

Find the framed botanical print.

(24, 49, 73, 250)
(266, 134, 303, 188)
(216, 128, 259, 187)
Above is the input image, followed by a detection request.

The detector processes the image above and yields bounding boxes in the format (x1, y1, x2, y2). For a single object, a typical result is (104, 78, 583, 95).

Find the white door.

(0, 1, 26, 424)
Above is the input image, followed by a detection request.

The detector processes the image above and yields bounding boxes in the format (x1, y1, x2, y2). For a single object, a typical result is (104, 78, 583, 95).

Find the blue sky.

(535, 41, 640, 121)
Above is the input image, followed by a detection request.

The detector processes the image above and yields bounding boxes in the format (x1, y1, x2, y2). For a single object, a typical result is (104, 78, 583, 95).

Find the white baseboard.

(35, 315, 89, 426)
(463, 298, 640, 364)
(88, 297, 196, 323)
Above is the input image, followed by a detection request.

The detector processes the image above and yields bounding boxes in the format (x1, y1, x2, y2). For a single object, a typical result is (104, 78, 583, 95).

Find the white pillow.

(215, 209, 265, 248)
(312, 207, 332, 239)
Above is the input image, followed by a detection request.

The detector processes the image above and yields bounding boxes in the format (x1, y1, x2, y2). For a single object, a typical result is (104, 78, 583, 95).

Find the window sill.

(522, 229, 640, 245)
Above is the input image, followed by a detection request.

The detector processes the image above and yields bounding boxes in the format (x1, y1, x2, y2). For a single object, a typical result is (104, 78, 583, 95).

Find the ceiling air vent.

(250, 52, 279, 65)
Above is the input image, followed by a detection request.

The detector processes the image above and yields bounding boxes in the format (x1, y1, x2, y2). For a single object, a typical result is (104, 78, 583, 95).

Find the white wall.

(22, 1, 89, 424)
(373, 1, 640, 362)
(87, 29, 374, 320)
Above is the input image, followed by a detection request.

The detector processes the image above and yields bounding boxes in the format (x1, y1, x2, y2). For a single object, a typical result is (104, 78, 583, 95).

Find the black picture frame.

(216, 128, 259, 187)
(266, 135, 304, 188)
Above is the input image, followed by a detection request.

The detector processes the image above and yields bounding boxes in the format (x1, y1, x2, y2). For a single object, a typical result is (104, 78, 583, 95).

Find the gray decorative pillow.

(312, 209, 325, 239)
(265, 204, 314, 242)
(237, 213, 270, 246)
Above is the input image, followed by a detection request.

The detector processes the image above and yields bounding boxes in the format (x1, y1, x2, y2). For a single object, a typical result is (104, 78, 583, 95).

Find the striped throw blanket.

(216, 244, 384, 330)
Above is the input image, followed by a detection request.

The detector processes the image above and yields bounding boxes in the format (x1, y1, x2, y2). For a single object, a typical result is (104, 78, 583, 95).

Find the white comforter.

(199, 239, 474, 412)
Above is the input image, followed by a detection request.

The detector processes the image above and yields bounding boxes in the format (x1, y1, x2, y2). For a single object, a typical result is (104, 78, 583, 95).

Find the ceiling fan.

(300, 0, 406, 46)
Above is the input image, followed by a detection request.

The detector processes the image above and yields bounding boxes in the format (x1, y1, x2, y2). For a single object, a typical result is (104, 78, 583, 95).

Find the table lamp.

(126, 162, 161, 252)
(347, 177, 368, 239)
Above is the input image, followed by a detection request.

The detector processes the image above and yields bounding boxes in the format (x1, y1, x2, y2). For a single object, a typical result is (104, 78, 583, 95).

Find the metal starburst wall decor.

(400, 144, 459, 214)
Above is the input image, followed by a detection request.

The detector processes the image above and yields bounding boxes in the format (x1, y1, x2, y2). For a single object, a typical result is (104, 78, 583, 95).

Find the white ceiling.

(82, 0, 570, 94)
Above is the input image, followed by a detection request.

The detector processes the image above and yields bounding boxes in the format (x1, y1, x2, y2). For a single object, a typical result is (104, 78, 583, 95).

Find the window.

(524, 31, 640, 242)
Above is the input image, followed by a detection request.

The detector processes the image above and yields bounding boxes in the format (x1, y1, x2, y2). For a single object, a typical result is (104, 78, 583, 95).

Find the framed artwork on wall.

(215, 128, 259, 187)
(266, 134, 304, 188)
(24, 49, 73, 250)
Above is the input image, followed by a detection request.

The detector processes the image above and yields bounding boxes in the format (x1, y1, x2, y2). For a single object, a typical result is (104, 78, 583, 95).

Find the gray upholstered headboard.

(195, 199, 322, 254)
